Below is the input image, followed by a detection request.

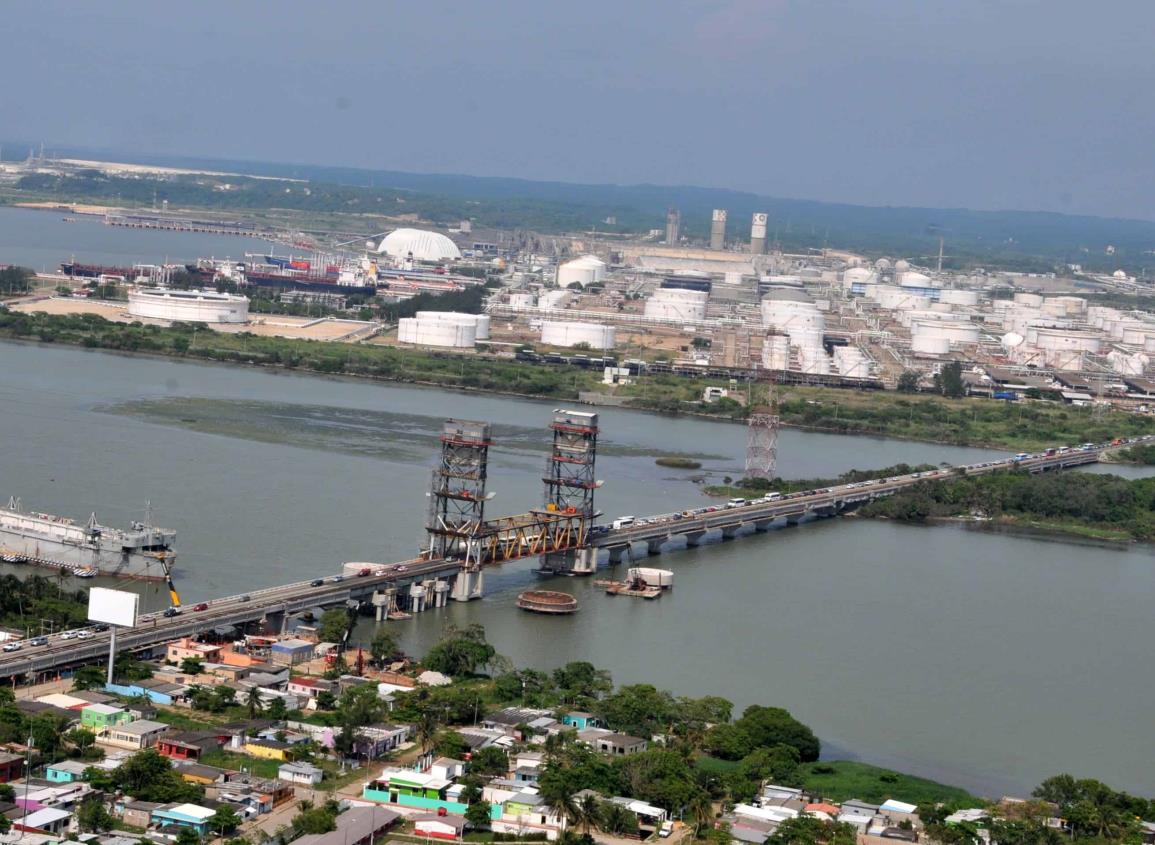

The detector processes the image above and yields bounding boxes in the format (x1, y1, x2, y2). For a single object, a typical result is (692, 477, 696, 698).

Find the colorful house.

(150, 802, 216, 835)
(243, 738, 291, 761)
(80, 704, 132, 732)
(45, 761, 88, 784)
(413, 813, 467, 840)
(363, 768, 468, 815)
(560, 712, 602, 730)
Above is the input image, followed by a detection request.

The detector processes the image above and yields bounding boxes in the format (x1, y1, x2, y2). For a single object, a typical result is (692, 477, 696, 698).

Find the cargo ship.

(0, 497, 176, 580)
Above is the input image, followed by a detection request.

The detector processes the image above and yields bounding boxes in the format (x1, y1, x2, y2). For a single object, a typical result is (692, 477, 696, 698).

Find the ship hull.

(0, 529, 171, 580)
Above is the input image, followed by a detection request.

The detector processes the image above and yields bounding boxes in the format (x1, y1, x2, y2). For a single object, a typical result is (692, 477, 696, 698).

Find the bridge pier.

(571, 547, 598, 575)
(408, 582, 427, 613)
(720, 525, 740, 540)
(606, 545, 631, 565)
(451, 569, 484, 602)
(646, 538, 665, 556)
(784, 514, 802, 526)
(752, 520, 774, 533)
(684, 531, 706, 547)
(432, 580, 451, 608)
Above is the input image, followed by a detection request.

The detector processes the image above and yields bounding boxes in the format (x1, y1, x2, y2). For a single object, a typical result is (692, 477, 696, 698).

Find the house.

(35, 693, 90, 711)
(102, 720, 169, 750)
(430, 758, 465, 781)
(269, 639, 315, 666)
(80, 704, 132, 732)
(728, 815, 777, 844)
(480, 708, 555, 739)
(293, 806, 400, 845)
(157, 731, 224, 762)
(45, 761, 89, 784)
(347, 724, 411, 760)
(610, 797, 669, 831)
(762, 785, 804, 805)
(591, 732, 647, 756)
(243, 738, 291, 761)
(150, 802, 216, 835)
(174, 763, 231, 786)
(286, 677, 334, 700)
(166, 638, 223, 664)
(560, 712, 602, 730)
(363, 769, 465, 814)
(17, 807, 73, 835)
(513, 767, 540, 785)
(207, 774, 294, 813)
(104, 680, 183, 706)
(119, 800, 161, 830)
(413, 813, 467, 840)
(0, 751, 26, 783)
(278, 762, 323, 787)
(492, 792, 564, 840)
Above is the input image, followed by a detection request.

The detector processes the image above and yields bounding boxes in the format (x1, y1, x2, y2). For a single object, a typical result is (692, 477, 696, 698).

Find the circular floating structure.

(517, 590, 578, 614)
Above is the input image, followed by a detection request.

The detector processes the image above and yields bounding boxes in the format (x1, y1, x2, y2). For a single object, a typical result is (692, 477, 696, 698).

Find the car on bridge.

(1, 643, 20, 653)
(193, 603, 209, 612)
(28, 637, 47, 647)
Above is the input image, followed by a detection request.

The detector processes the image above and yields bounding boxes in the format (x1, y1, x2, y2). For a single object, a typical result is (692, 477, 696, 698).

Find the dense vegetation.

(1112, 444, 1155, 465)
(704, 463, 938, 498)
(0, 266, 32, 295)
(859, 469, 1155, 541)
(0, 574, 90, 632)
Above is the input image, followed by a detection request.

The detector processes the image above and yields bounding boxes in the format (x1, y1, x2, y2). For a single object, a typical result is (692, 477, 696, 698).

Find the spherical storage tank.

(127, 288, 249, 323)
(541, 321, 616, 350)
(556, 256, 606, 288)
(378, 228, 462, 262)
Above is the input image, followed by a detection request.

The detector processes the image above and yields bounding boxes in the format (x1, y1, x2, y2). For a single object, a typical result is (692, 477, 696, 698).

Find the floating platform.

(517, 590, 579, 614)
(596, 579, 664, 599)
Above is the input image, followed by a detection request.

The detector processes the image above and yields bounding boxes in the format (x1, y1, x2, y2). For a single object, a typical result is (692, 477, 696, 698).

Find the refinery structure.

(19, 188, 1155, 404)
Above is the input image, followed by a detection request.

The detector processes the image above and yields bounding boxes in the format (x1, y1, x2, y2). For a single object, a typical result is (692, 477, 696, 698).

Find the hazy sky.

(6, 1, 1154, 219)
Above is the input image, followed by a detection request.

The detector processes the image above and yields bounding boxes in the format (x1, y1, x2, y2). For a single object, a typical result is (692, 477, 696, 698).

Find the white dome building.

(378, 229, 462, 262)
(556, 256, 606, 288)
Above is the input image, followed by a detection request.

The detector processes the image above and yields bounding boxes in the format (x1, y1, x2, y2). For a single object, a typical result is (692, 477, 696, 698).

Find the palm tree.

(576, 794, 602, 836)
(688, 791, 715, 838)
(245, 685, 263, 719)
(415, 709, 439, 756)
(542, 783, 579, 833)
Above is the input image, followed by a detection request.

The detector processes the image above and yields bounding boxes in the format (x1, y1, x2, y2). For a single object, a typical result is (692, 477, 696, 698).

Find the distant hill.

(11, 143, 1155, 273)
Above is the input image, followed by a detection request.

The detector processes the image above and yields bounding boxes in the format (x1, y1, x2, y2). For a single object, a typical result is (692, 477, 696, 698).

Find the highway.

(0, 437, 1134, 680)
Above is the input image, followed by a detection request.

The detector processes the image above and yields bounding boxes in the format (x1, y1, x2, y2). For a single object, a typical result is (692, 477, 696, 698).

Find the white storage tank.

(939, 289, 980, 307)
(761, 290, 825, 333)
(556, 255, 606, 288)
(1033, 328, 1101, 353)
(911, 334, 952, 355)
(127, 287, 250, 323)
(1014, 292, 1044, 308)
(644, 288, 708, 321)
(398, 317, 477, 348)
(541, 321, 616, 349)
(912, 319, 980, 344)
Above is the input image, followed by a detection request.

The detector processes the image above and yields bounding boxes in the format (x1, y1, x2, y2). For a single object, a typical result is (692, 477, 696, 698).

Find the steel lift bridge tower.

(538, 409, 601, 574)
(426, 419, 493, 601)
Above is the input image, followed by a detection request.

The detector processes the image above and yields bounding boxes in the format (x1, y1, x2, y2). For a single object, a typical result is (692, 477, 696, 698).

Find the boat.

(72, 567, 97, 578)
(516, 590, 579, 614)
(0, 497, 176, 580)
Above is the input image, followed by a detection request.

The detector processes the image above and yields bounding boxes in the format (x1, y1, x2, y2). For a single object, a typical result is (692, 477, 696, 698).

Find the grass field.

(798, 761, 982, 806)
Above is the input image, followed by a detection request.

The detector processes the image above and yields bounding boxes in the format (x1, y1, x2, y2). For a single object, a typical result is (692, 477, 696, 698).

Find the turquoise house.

(46, 761, 90, 783)
(561, 711, 602, 730)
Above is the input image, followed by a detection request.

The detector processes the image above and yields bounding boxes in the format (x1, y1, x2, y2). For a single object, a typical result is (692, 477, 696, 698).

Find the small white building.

(278, 762, 324, 786)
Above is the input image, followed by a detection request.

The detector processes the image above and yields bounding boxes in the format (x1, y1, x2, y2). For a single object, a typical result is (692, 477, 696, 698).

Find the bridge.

(0, 407, 1126, 681)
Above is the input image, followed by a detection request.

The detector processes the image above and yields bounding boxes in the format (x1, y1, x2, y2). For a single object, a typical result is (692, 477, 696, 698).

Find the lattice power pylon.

(539, 409, 600, 573)
(745, 405, 779, 480)
(425, 419, 491, 560)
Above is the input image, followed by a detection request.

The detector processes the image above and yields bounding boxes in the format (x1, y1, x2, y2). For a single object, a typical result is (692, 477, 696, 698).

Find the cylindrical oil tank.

(541, 320, 616, 349)
(1033, 328, 1101, 353)
(939, 289, 979, 307)
(397, 317, 477, 348)
(1014, 292, 1044, 307)
(556, 255, 606, 288)
(912, 319, 980, 344)
(645, 288, 708, 321)
(911, 334, 952, 355)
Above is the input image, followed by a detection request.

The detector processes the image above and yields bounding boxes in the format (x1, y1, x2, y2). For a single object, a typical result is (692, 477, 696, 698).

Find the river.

(0, 206, 278, 273)
(2, 340, 1154, 798)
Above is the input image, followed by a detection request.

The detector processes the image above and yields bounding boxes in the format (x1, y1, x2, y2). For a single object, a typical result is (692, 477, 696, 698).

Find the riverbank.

(3, 307, 1154, 452)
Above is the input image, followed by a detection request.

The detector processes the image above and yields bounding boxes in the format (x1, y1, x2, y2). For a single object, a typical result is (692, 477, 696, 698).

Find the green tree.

(934, 362, 966, 398)
(732, 705, 820, 762)
(245, 686, 263, 719)
(469, 745, 509, 776)
(210, 806, 242, 836)
(897, 371, 921, 392)
(465, 799, 493, 830)
(77, 797, 115, 832)
(369, 627, 399, 666)
(769, 817, 857, 845)
(541, 778, 579, 831)
(175, 828, 202, 845)
(180, 657, 204, 675)
(67, 727, 97, 756)
(576, 793, 602, 835)
(317, 608, 352, 644)
(423, 624, 497, 677)
(72, 665, 107, 691)
(292, 800, 338, 835)
(596, 684, 675, 738)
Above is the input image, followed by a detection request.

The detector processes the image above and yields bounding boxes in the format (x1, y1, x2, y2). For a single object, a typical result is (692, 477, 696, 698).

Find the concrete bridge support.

(432, 580, 451, 608)
(646, 538, 665, 556)
(451, 569, 484, 602)
(684, 531, 706, 547)
(606, 545, 631, 565)
(720, 525, 740, 540)
(752, 520, 774, 533)
(571, 547, 598, 575)
(409, 582, 427, 613)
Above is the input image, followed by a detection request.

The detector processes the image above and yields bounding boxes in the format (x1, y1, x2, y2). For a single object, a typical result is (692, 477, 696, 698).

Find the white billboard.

(88, 588, 139, 628)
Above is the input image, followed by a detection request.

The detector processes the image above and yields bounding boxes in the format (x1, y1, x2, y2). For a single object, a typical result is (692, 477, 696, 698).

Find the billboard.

(88, 588, 139, 628)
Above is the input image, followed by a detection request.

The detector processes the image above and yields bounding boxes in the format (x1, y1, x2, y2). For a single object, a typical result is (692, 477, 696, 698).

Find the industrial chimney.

(665, 208, 681, 245)
(710, 209, 727, 250)
(750, 212, 768, 254)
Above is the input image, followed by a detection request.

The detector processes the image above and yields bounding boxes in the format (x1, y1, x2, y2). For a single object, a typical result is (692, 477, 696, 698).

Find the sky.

(5, 0, 1155, 219)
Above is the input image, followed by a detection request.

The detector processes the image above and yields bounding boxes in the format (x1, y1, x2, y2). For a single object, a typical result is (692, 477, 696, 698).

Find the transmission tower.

(745, 378, 780, 479)
(425, 419, 491, 560)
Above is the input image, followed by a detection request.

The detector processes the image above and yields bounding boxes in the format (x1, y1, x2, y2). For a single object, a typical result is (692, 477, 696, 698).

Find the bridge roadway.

(590, 446, 1107, 559)
(0, 441, 1125, 680)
